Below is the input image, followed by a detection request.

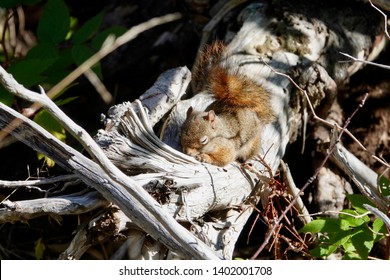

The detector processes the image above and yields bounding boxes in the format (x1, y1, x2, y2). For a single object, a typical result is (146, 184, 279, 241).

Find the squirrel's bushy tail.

(192, 41, 226, 93)
(193, 41, 275, 123)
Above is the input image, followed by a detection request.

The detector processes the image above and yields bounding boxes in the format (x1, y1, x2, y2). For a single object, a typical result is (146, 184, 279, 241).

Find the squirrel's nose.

(184, 148, 197, 156)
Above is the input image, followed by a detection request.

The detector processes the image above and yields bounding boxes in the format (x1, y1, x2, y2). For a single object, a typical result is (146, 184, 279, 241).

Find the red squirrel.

(180, 41, 275, 166)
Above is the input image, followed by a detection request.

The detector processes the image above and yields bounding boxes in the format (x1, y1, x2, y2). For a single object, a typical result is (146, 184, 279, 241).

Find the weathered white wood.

(331, 142, 390, 212)
(0, 100, 220, 260)
(0, 0, 386, 260)
(93, 0, 386, 259)
(59, 207, 132, 260)
(0, 191, 108, 224)
(0, 174, 79, 188)
(364, 204, 390, 230)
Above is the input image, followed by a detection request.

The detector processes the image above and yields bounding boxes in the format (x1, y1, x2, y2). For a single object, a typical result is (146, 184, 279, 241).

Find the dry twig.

(0, 12, 182, 144)
(251, 92, 370, 259)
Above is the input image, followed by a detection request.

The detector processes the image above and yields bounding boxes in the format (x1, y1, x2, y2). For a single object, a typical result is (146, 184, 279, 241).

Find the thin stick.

(0, 12, 182, 142)
(0, 174, 79, 188)
(340, 52, 390, 70)
(251, 93, 369, 259)
(263, 62, 390, 169)
(369, 0, 390, 39)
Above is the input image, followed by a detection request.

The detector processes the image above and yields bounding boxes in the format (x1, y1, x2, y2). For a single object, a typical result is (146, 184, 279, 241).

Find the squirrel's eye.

(199, 136, 208, 145)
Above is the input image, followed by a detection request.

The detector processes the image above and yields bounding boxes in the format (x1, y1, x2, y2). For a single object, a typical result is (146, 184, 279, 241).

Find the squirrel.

(180, 41, 275, 167)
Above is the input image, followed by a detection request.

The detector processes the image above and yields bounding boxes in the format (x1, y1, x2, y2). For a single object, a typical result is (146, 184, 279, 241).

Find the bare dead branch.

(0, 66, 220, 260)
(0, 191, 108, 223)
(251, 89, 371, 259)
(364, 204, 390, 231)
(264, 61, 390, 170)
(340, 52, 390, 70)
(369, 0, 390, 39)
(0, 174, 79, 189)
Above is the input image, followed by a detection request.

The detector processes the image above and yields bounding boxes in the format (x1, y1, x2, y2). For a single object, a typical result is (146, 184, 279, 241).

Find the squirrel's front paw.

(195, 152, 234, 167)
(195, 153, 213, 164)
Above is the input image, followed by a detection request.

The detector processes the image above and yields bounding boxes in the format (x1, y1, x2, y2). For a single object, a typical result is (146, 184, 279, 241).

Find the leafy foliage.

(37, 0, 70, 44)
(34, 238, 46, 260)
(1, 0, 126, 163)
(1, 0, 126, 96)
(300, 194, 388, 259)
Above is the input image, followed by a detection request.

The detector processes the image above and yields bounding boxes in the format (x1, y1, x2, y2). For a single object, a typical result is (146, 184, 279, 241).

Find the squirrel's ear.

(186, 106, 194, 118)
(207, 110, 216, 121)
(206, 110, 216, 129)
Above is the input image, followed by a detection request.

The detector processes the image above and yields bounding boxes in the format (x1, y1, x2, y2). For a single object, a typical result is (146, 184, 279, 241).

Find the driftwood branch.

(364, 204, 390, 231)
(0, 66, 220, 260)
(0, 174, 79, 189)
(59, 206, 136, 260)
(0, 0, 387, 260)
(331, 142, 390, 212)
(0, 191, 108, 223)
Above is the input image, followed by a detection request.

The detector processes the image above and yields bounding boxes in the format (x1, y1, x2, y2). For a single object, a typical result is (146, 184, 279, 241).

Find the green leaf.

(349, 225, 374, 259)
(27, 42, 59, 60)
(305, 194, 388, 260)
(339, 209, 369, 227)
(72, 12, 104, 45)
(37, 0, 70, 44)
(7, 42, 59, 87)
(71, 44, 94, 65)
(43, 48, 74, 84)
(33, 109, 66, 142)
(372, 218, 386, 242)
(340, 225, 374, 260)
(372, 218, 385, 233)
(327, 229, 351, 246)
(346, 194, 373, 214)
(378, 175, 390, 196)
(66, 17, 78, 40)
(299, 218, 349, 233)
(91, 26, 127, 49)
(37, 153, 56, 167)
(8, 59, 54, 87)
(54, 96, 78, 106)
(34, 109, 66, 167)
(34, 238, 46, 260)
(343, 250, 361, 260)
(48, 48, 74, 69)
(310, 243, 338, 258)
(311, 230, 350, 259)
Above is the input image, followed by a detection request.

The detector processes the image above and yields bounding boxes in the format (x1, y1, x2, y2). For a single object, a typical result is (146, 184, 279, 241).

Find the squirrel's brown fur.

(181, 42, 275, 166)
